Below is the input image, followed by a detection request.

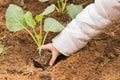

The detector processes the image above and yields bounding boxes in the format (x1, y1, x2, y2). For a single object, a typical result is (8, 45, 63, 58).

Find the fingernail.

(49, 63, 53, 66)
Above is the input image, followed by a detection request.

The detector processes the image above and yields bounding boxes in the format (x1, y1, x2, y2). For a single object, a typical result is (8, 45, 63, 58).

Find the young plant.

(38, 0, 67, 14)
(38, 0, 83, 19)
(6, 4, 64, 54)
(56, 0, 67, 13)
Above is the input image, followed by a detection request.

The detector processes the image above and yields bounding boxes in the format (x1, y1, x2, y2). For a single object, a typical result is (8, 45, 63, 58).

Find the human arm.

(43, 0, 120, 66)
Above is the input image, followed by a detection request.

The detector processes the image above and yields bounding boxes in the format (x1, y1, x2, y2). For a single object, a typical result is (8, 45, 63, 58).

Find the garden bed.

(0, 0, 120, 80)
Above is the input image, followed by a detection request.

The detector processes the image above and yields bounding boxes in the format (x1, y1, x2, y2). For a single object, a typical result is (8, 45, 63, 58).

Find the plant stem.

(39, 31, 49, 54)
(42, 31, 49, 47)
(57, 0, 67, 13)
(56, 7, 60, 13)
(57, 0, 61, 12)
(25, 28, 39, 47)
(62, 0, 67, 13)
(33, 28, 41, 45)
(39, 18, 43, 46)
(33, 28, 37, 36)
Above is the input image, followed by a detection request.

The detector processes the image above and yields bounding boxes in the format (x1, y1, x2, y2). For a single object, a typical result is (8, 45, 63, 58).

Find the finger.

(41, 44, 50, 50)
(49, 50, 58, 66)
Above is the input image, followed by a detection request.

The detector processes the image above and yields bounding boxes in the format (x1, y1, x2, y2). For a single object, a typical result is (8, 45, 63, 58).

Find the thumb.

(41, 43, 61, 66)
(49, 50, 59, 66)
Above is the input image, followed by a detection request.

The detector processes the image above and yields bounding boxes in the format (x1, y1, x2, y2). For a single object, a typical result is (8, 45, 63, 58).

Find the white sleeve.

(52, 0, 120, 56)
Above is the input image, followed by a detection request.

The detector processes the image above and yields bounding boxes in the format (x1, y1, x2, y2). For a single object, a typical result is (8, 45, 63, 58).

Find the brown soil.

(31, 50, 52, 69)
(0, 0, 120, 80)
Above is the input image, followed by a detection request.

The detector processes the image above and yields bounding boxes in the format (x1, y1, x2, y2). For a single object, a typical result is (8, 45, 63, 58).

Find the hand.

(42, 43, 61, 66)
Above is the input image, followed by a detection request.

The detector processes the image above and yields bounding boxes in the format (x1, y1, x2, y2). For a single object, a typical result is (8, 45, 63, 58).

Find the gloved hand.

(42, 43, 61, 66)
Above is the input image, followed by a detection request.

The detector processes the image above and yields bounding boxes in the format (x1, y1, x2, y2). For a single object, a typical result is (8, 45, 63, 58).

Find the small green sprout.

(38, 0, 83, 19)
(100, 56, 111, 67)
(56, 0, 68, 14)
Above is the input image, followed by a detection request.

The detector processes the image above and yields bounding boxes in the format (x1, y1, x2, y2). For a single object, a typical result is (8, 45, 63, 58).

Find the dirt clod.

(31, 50, 52, 69)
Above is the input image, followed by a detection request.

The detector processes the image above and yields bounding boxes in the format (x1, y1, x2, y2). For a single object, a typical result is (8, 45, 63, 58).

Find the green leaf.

(6, 4, 28, 32)
(25, 11, 36, 28)
(44, 18, 64, 32)
(38, 0, 49, 2)
(67, 4, 83, 19)
(35, 15, 43, 22)
(0, 48, 3, 54)
(41, 4, 55, 15)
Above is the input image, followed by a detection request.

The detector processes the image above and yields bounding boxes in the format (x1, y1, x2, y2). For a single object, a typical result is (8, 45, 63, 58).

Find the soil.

(0, 0, 120, 80)
(31, 50, 52, 69)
